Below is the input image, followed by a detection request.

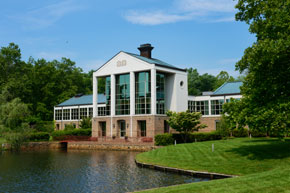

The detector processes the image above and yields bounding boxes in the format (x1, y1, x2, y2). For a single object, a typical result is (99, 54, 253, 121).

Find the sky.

(0, 0, 256, 77)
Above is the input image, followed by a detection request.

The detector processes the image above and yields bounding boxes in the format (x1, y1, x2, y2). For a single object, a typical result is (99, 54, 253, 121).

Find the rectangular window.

(80, 108, 87, 119)
(116, 74, 130, 115)
(156, 73, 165, 114)
(71, 108, 79, 120)
(98, 107, 106, 116)
(63, 109, 70, 120)
(164, 120, 169, 133)
(188, 100, 209, 115)
(135, 71, 151, 114)
(89, 107, 93, 118)
(55, 109, 62, 120)
(139, 121, 146, 137)
(211, 99, 224, 115)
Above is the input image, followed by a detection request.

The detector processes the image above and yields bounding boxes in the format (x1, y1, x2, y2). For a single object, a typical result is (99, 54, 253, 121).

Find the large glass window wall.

(156, 73, 165, 114)
(188, 100, 209, 115)
(211, 99, 224, 115)
(116, 74, 130, 115)
(135, 71, 151, 114)
(105, 76, 111, 115)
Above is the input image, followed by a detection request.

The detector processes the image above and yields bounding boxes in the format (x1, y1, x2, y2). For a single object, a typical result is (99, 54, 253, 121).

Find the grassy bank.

(136, 138, 290, 193)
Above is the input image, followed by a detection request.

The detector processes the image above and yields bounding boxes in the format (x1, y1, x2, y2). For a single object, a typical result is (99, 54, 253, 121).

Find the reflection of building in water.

(54, 44, 242, 143)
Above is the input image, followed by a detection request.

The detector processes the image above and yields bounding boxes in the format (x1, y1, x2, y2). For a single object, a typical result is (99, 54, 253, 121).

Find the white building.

(54, 44, 242, 142)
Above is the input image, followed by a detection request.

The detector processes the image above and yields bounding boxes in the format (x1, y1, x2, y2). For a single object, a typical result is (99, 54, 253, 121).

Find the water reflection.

(0, 150, 209, 193)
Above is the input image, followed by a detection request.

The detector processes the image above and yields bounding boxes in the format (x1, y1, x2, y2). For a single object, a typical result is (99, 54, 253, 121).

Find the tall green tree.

(0, 43, 94, 121)
(214, 71, 235, 90)
(229, 0, 290, 137)
(187, 68, 217, 95)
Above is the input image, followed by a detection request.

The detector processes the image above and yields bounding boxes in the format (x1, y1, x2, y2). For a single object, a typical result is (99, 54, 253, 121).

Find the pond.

(0, 150, 209, 193)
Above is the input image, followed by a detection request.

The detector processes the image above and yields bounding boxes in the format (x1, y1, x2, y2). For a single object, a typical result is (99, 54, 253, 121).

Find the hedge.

(155, 134, 174, 146)
(29, 132, 50, 141)
(232, 128, 249, 137)
(155, 131, 223, 146)
(172, 131, 222, 144)
(51, 129, 91, 140)
(51, 129, 91, 137)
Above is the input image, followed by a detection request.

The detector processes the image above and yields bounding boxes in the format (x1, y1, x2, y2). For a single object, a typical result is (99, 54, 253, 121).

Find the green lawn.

(136, 138, 290, 193)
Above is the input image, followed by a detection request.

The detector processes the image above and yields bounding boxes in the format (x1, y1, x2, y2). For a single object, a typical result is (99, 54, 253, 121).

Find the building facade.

(54, 44, 242, 142)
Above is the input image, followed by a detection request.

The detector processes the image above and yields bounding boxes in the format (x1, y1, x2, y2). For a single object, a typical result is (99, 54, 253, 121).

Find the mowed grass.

(136, 138, 290, 193)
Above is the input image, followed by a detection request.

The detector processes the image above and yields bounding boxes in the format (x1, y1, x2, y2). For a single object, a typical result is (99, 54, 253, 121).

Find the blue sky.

(0, 0, 255, 76)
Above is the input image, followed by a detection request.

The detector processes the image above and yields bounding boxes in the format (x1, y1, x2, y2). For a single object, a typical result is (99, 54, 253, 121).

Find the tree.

(0, 98, 30, 131)
(233, 0, 290, 137)
(187, 68, 217, 95)
(166, 110, 207, 143)
(214, 71, 235, 90)
(80, 117, 92, 129)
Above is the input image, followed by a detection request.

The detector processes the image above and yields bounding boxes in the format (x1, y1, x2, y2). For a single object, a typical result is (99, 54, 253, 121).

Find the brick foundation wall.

(92, 115, 170, 142)
(200, 116, 221, 132)
(55, 121, 80, 130)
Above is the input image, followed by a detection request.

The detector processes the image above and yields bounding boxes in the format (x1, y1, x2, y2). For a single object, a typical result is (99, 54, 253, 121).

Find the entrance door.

(119, 120, 126, 137)
(100, 122, 106, 137)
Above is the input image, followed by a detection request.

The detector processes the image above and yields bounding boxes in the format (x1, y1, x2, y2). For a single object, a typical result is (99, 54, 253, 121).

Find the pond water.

(0, 150, 209, 193)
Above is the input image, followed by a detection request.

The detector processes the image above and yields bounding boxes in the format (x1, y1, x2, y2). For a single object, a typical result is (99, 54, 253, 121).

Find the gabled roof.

(213, 81, 243, 96)
(56, 94, 105, 107)
(124, 52, 186, 72)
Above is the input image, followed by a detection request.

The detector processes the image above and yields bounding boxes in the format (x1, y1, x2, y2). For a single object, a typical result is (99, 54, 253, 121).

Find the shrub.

(215, 116, 231, 138)
(232, 128, 249, 137)
(172, 131, 222, 143)
(250, 130, 267, 137)
(190, 132, 222, 142)
(5, 132, 28, 151)
(28, 132, 50, 141)
(34, 121, 54, 133)
(51, 129, 91, 140)
(80, 117, 92, 129)
(64, 124, 76, 131)
(155, 133, 174, 146)
(166, 110, 207, 143)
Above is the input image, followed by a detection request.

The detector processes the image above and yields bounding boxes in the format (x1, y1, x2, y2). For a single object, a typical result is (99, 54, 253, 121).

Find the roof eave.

(155, 63, 187, 72)
(211, 93, 241, 97)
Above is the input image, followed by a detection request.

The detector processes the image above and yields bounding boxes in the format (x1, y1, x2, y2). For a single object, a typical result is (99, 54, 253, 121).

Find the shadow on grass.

(228, 139, 290, 160)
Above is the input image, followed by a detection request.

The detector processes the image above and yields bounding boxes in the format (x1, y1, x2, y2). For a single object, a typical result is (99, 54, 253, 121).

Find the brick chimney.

(138, 44, 154, 58)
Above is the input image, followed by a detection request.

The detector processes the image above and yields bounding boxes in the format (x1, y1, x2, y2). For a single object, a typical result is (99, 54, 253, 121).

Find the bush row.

(28, 132, 50, 141)
(51, 129, 91, 139)
(155, 131, 222, 146)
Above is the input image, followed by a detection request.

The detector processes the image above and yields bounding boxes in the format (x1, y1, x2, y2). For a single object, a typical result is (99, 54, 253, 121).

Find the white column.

(111, 74, 116, 116)
(151, 68, 156, 115)
(130, 72, 135, 137)
(208, 100, 211, 116)
(93, 76, 98, 117)
(110, 74, 116, 137)
(130, 72, 135, 115)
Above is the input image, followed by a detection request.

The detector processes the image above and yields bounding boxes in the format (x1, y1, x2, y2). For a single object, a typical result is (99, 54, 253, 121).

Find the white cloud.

(124, 0, 236, 25)
(124, 11, 192, 25)
(208, 16, 235, 23)
(10, 0, 85, 29)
